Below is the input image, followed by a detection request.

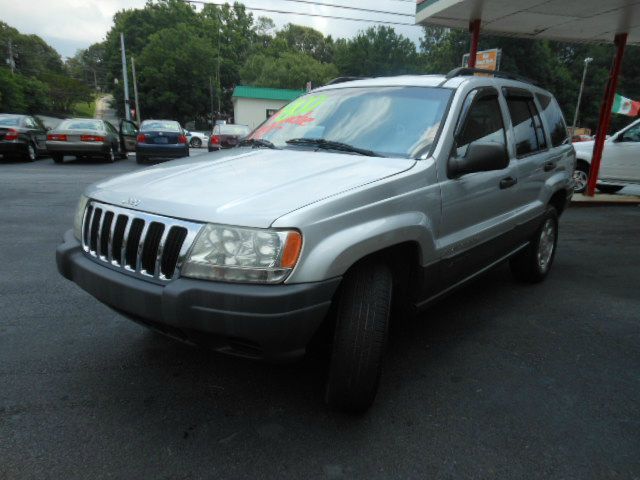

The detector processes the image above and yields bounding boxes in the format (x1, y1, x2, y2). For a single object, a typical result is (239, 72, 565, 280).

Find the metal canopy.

(416, 0, 640, 45)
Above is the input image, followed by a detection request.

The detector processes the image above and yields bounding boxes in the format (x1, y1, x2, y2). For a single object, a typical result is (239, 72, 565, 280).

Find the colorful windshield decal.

(252, 94, 328, 138)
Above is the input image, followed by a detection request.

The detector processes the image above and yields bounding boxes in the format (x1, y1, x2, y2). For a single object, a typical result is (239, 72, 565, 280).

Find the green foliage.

(0, 21, 64, 77)
(137, 23, 218, 122)
(334, 26, 420, 77)
(240, 52, 338, 90)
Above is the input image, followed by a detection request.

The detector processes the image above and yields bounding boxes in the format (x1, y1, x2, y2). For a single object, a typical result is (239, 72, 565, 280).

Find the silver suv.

(57, 69, 575, 412)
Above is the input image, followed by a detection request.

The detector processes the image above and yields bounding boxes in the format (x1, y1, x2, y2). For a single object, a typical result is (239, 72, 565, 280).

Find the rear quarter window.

(536, 93, 569, 147)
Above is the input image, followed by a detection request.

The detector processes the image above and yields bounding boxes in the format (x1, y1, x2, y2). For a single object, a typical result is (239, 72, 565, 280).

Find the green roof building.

(232, 85, 305, 129)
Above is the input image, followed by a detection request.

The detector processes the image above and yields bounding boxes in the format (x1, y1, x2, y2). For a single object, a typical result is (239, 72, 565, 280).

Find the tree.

(274, 24, 334, 63)
(334, 26, 419, 77)
(137, 24, 217, 123)
(240, 52, 338, 89)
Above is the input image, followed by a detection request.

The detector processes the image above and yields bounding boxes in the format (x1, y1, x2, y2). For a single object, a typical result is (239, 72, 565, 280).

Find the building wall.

(232, 98, 289, 130)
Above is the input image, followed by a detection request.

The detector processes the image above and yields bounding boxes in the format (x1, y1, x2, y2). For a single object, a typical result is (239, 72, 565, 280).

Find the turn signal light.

(47, 133, 67, 141)
(136, 133, 146, 143)
(80, 135, 105, 142)
(5, 128, 19, 141)
(280, 231, 303, 269)
(210, 135, 220, 144)
(178, 134, 187, 144)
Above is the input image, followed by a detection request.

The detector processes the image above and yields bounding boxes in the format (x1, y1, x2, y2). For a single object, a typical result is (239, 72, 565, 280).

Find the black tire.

(24, 143, 37, 162)
(596, 185, 624, 194)
(136, 154, 146, 164)
(52, 154, 64, 164)
(572, 162, 590, 193)
(324, 261, 393, 413)
(510, 206, 558, 283)
(189, 137, 202, 148)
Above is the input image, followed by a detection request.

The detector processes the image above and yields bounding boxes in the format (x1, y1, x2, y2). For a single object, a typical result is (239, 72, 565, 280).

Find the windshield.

(59, 119, 103, 131)
(249, 86, 452, 158)
(0, 116, 21, 126)
(141, 121, 181, 132)
(219, 125, 250, 136)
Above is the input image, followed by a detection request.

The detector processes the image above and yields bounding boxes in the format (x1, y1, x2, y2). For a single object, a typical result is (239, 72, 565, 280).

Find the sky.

(0, 0, 424, 59)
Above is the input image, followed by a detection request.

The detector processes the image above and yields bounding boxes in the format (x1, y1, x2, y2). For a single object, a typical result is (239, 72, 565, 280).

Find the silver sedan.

(46, 118, 136, 164)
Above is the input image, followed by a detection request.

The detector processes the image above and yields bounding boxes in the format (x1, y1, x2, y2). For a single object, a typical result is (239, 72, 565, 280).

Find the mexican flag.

(612, 94, 640, 116)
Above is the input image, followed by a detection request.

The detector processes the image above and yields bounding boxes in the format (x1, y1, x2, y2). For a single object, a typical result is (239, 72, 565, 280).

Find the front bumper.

(56, 230, 340, 361)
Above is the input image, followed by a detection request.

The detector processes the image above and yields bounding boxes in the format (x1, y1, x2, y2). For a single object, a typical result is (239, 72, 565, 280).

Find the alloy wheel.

(537, 218, 556, 273)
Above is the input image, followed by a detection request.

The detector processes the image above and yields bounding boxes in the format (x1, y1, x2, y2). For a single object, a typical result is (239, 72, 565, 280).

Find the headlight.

(73, 195, 89, 240)
(181, 224, 303, 284)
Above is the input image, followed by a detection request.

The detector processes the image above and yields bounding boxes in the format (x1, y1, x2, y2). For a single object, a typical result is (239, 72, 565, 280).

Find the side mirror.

(449, 142, 509, 178)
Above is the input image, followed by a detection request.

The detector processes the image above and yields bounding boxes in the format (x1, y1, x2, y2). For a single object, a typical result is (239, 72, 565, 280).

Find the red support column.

(586, 32, 627, 196)
(468, 19, 481, 68)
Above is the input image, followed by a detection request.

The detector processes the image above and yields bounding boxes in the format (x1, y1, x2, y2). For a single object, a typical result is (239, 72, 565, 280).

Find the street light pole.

(131, 56, 141, 124)
(571, 57, 593, 133)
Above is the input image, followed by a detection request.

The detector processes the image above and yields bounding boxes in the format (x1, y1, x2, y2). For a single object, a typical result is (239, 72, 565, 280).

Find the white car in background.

(572, 118, 640, 193)
(184, 130, 209, 148)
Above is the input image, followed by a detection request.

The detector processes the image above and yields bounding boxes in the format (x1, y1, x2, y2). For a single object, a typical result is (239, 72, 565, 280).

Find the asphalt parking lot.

(1, 152, 639, 480)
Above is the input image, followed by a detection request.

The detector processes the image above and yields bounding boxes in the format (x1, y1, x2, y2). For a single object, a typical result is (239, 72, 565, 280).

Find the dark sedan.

(136, 120, 189, 164)
(46, 118, 138, 163)
(208, 124, 251, 152)
(0, 114, 48, 162)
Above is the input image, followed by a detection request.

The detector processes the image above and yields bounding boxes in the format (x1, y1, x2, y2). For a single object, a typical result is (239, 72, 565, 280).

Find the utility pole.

(120, 33, 131, 121)
(131, 56, 141, 124)
(572, 57, 593, 133)
(217, 18, 222, 115)
(6, 40, 15, 75)
(209, 76, 215, 127)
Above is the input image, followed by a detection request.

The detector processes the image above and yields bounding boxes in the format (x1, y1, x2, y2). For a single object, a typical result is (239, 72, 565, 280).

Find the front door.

(438, 87, 519, 286)
(600, 122, 640, 184)
(119, 119, 138, 152)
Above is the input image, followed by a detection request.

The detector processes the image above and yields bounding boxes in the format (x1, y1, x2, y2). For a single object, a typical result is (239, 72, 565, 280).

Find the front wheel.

(324, 261, 393, 413)
(24, 143, 36, 162)
(189, 137, 202, 148)
(510, 206, 558, 283)
(572, 163, 589, 193)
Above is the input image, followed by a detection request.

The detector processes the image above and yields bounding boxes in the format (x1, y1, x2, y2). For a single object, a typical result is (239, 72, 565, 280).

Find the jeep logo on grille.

(122, 197, 141, 207)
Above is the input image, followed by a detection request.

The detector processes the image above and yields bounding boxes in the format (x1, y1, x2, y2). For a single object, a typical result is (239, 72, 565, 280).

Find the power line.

(251, 0, 414, 18)
(184, 0, 420, 27)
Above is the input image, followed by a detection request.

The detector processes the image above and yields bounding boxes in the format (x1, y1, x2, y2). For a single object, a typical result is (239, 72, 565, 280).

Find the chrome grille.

(81, 201, 202, 282)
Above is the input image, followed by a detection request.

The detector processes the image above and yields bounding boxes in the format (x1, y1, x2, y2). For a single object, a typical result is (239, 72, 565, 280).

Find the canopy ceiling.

(416, 0, 640, 45)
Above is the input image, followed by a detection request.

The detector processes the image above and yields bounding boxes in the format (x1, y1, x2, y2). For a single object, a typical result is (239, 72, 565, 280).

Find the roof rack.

(325, 76, 368, 86)
(444, 68, 537, 86)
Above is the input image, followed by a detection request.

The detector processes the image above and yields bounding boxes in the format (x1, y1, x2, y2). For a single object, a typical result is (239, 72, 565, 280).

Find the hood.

(87, 148, 416, 228)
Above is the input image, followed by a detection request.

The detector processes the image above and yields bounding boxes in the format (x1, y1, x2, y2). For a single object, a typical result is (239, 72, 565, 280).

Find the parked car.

(57, 70, 574, 412)
(571, 134, 592, 143)
(136, 119, 189, 164)
(46, 118, 138, 164)
(572, 118, 640, 193)
(184, 130, 209, 148)
(208, 124, 251, 151)
(0, 114, 48, 161)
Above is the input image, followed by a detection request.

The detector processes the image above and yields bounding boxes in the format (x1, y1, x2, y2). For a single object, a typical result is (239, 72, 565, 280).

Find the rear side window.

(536, 94, 569, 147)
(506, 95, 547, 157)
(456, 94, 506, 158)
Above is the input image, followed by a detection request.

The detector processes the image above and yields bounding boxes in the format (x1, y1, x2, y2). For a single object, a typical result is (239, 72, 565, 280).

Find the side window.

(121, 121, 137, 136)
(24, 117, 37, 128)
(506, 95, 546, 157)
(621, 123, 640, 142)
(536, 94, 568, 147)
(456, 93, 506, 158)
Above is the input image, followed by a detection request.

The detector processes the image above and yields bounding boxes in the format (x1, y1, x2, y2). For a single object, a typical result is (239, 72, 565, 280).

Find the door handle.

(500, 177, 518, 189)
(544, 161, 556, 172)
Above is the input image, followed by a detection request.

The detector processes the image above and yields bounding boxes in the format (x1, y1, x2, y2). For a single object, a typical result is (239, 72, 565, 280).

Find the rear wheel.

(510, 206, 558, 283)
(596, 185, 624, 194)
(572, 162, 590, 193)
(52, 154, 64, 164)
(104, 145, 117, 163)
(324, 260, 393, 413)
(136, 154, 146, 164)
(189, 137, 202, 148)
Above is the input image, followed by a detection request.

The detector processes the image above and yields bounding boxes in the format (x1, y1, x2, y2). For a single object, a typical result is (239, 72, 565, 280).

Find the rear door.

(438, 87, 519, 286)
(119, 119, 138, 151)
(600, 121, 640, 183)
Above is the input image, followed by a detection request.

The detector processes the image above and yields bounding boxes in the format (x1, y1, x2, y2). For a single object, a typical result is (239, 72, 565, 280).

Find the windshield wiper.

(285, 138, 382, 157)
(238, 138, 279, 149)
